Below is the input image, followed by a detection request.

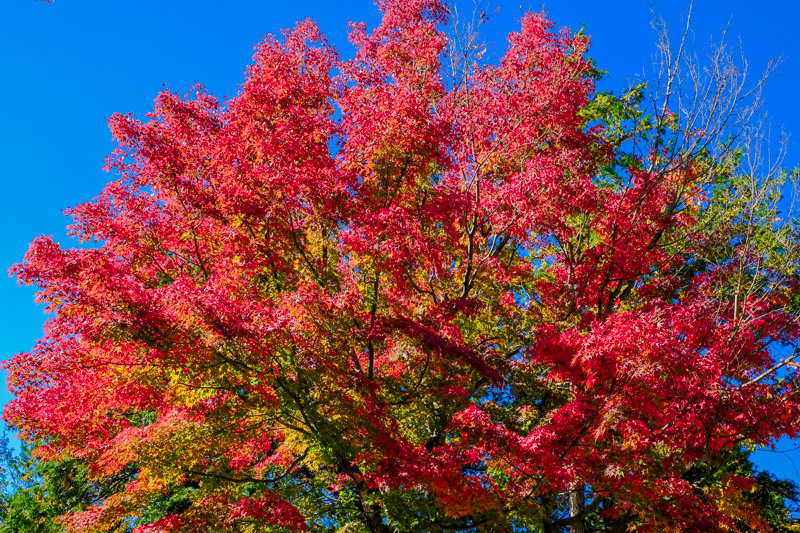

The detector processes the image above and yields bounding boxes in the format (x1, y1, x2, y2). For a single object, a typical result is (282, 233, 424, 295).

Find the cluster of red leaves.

(6, 0, 800, 531)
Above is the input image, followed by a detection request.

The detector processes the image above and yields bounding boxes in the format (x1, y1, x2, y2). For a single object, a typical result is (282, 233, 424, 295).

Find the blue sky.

(2, 0, 800, 487)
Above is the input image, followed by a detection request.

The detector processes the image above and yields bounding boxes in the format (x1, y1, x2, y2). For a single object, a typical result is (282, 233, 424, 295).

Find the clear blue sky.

(2, 0, 800, 486)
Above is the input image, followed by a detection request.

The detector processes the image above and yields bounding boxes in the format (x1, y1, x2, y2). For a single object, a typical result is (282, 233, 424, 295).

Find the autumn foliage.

(5, 0, 800, 531)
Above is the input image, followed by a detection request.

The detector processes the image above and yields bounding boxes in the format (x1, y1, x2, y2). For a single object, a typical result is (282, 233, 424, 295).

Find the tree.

(5, 0, 800, 530)
(0, 433, 138, 533)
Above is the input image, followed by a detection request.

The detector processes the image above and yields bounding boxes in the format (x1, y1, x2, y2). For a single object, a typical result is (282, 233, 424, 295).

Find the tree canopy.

(4, 0, 800, 531)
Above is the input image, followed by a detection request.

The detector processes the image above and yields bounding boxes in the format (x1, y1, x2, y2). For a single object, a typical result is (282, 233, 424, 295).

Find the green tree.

(0, 432, 138, 532)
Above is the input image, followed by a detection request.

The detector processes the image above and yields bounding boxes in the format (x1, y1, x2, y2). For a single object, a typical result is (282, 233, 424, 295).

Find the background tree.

(5, 0, 800, 531)
(0, 431, 138, 532)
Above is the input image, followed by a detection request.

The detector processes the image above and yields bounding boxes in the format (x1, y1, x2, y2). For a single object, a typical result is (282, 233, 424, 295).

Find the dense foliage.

(0, 434, 138, 533)
(5, 0, 800, 531)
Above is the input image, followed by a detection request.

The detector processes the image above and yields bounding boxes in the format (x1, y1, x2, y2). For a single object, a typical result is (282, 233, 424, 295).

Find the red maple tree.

(6, 1, 800, 531)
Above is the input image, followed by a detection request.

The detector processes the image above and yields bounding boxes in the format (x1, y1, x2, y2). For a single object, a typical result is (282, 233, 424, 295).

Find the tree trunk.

(569, 487, 586, 533)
